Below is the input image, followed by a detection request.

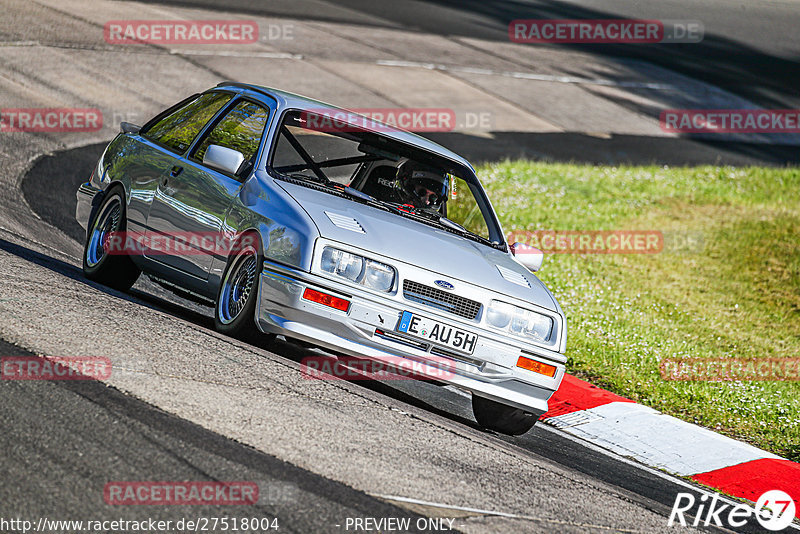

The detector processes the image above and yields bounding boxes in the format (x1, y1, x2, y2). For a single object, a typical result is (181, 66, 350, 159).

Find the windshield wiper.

(277, 177, 503, 250)
(372, 201, 500, 248)
(342, 186, 375, 202)
(415, 210, 467, 233)
(287, 172, 332, 186)
(286, 174, 368, 199)
(413, 208, 505, 250)
(282, 174, 394, 212)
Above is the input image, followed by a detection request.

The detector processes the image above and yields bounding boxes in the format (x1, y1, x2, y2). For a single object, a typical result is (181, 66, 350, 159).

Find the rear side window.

(143, 92, 232, 153)
(192, 100, 270, 165)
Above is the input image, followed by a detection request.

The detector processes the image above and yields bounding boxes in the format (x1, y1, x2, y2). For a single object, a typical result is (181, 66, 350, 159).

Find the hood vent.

(497, 265, 531, 288)
(325, 211, 365, 234)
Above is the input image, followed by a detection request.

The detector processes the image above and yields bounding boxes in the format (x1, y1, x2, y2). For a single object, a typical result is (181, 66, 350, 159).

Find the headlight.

(321, 248, 363, 281)
(362, 260, 395, 292)
(321, 247, 396, 292)
(488, 300, 554, 343)
(487, 301, 514, 328)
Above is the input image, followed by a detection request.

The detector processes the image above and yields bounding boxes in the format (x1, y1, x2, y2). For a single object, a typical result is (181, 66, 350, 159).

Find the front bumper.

(256, 261, 565, 415)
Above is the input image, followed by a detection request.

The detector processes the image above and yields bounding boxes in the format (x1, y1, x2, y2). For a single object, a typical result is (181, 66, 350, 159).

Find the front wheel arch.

(213, 230, 265, 341)
(472, 395, 538, 436)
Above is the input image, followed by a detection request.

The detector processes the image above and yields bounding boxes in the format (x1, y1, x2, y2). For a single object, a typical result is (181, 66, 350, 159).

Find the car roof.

(215, 81, 475, 172)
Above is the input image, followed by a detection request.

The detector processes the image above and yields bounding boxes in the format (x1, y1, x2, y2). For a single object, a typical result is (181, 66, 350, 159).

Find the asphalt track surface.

(132, 0, 800, 112)
(2, 1, 798, 533)
(0, 339, 432, 533)
(6, 142, 778, 533)
(129, 0, 800, 166)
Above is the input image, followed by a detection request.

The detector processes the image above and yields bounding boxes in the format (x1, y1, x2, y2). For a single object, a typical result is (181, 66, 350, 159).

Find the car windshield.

(269, 109, 503, 249)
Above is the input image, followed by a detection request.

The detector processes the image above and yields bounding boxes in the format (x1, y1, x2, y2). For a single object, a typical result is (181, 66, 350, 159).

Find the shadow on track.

(0, 236, 762, 533)
(0, 337, 435, 531)
(131, 0, 800, 110)
(426, 132, 800, 166)
(0, 235, 215, 329)
(0, 233, 482, 434)
(9, 179, 768, 533)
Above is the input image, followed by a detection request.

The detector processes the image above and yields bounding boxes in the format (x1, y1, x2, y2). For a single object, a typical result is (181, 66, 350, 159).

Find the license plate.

(396, 311, 478, 354)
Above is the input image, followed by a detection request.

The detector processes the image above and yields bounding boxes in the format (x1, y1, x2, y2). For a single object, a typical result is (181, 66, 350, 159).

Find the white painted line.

(375, 494, 520, 518)
(373, 494, 651, 532)
(537, 423, 800, 531)
(0, 41, 42, 47)
(170, 49, 303, 59)
(546, 401, 782, 476)
(375, 59, 674, 90)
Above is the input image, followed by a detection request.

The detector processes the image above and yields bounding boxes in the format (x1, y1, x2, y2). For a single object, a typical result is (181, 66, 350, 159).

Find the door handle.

(170, 165, 183, 177)
(159, 176, 168, 187)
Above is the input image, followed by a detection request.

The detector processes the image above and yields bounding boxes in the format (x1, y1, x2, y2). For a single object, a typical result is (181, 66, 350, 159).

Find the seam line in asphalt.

(375, 59, 675, 90)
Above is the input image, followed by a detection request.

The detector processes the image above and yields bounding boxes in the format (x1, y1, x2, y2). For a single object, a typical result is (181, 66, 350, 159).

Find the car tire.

(214, 235, 263, 341)
(472, 395, 538, 436)
(82, 186, 141, 291)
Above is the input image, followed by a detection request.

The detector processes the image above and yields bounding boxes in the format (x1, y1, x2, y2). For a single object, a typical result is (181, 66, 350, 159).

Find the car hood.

(277, 181, 558, 312)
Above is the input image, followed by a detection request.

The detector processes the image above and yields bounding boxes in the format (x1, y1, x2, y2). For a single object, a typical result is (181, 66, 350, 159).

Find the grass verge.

(475, 162, 800, 460)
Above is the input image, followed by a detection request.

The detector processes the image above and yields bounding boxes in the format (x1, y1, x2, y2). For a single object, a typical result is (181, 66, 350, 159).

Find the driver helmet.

(396, 159, 449, 210)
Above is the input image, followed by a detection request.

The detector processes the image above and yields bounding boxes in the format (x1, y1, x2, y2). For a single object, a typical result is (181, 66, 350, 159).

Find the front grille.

(402, 280, 482, 320)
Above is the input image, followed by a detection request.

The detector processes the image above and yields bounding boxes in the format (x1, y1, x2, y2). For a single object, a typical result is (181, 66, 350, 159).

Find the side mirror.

(120, 122, 141, 134)
(510, 242, 544, 272)
(203, 145, 245, 175)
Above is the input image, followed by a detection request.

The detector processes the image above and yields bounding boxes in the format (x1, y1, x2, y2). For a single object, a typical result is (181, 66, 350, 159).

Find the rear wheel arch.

(104, 180, 128, 201)
(82, 184, 141, 291)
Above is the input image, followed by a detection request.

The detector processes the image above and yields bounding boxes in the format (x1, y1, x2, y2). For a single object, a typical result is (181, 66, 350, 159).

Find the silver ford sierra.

(76, 82, 567, 435)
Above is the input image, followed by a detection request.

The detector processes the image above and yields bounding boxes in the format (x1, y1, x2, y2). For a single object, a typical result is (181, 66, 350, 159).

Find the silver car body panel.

(276, 179, 559, 312)
(76, 82, 567, 415)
